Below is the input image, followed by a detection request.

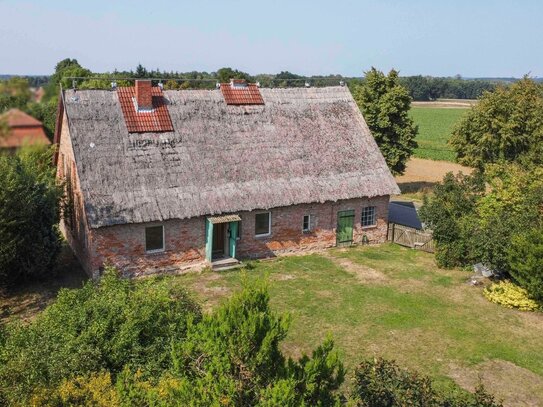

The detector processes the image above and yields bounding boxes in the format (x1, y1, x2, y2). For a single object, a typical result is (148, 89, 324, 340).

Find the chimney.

(135, 80, 153, 110)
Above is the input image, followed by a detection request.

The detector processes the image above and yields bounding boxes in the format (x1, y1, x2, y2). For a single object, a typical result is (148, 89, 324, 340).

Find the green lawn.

(173, 244, 543, 404)
(409, 107, 468, 162)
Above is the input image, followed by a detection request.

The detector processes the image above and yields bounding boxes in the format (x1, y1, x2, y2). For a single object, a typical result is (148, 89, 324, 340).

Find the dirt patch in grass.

(412, 99, 477, 108)
(323, 254, 388, 284)
(272, 273, 295, 281)
(449, 360, 543, 407)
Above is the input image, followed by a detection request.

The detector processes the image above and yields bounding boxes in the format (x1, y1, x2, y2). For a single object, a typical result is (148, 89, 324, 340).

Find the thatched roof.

(62, 86, 400, 228)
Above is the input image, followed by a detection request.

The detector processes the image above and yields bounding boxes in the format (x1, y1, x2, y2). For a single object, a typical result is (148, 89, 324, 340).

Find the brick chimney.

(135, 80, 153, 110)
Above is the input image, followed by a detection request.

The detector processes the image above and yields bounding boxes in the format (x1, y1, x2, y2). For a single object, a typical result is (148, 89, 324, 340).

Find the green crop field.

(409, 107, 469, 162)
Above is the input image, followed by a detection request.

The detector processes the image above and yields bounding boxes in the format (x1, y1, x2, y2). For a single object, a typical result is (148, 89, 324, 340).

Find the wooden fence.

(387, 223, 435, 253)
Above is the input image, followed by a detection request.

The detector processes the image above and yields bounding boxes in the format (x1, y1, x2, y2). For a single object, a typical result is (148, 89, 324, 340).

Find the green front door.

(228, 221, 239, 259)
(336, 210, 355, 246)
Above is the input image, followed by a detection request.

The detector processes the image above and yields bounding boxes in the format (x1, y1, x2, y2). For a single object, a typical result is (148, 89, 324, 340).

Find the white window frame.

(302, 214, 311, 232)
(255, 211, 272, 237)
(361, 206, 377, 228)
(145, 224, 165, 254)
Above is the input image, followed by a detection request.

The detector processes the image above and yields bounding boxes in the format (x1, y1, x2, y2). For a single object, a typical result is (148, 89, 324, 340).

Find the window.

(255, 212, 271, 236)
(361, 206, 376, 227)
(302, 215, 311, 232)
(145, 225, 165, 253)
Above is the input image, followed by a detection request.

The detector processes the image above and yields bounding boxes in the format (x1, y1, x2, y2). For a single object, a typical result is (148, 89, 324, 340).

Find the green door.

(336, 210, 355, 246)
(228, 221, 238, 259)
(205, 218, 213, 261)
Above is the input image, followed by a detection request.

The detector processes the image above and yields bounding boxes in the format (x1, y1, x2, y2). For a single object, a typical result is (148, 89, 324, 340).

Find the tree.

(353, 67, 418, 175)
(0, 146, 63, 286)
(44, 58, 92, 100)
(216, 67, 253, 83)
(419, 171, 485, 268)
(0, 77, 32, 112)
(508, 226, 543, 302)
(450, 77, 543, 168)
(420, 164, 543, 273)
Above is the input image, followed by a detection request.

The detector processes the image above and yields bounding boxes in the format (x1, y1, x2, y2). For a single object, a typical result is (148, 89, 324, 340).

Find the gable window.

(255, 212, 271, 236)
(302, 215, 311, 232)
(145, 225, 165, 253)
(361, 206, 376, 227)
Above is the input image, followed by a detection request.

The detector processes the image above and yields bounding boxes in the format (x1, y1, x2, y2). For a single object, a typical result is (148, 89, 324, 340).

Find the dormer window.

(220, 79, 265, 105)
(230, 79, 248, 89)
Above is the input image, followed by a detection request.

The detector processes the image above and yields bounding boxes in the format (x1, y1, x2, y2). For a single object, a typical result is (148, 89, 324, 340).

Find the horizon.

(1, 0, 542, 78)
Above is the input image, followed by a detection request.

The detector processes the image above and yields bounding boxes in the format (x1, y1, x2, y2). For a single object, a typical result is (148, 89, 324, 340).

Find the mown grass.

(173, 244, 543, 400)
(409, 107, 468, 162)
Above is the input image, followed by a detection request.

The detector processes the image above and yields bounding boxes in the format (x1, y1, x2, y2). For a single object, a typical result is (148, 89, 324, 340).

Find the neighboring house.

(0, 108, 50, 151)
(388, 201, 423, 230)
(54, 79, 400, 277)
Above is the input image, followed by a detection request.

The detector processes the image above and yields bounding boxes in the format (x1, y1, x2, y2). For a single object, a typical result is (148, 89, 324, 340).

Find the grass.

(171, 244, 543, 403)
(409, 107, 468, 162)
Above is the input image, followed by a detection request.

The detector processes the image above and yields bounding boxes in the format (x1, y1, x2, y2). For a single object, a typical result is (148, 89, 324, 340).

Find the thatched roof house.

(55, 80, 399, 276)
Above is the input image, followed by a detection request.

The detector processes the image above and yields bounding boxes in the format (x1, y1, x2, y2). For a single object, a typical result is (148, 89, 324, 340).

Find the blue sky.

(0, 0, 541, 77)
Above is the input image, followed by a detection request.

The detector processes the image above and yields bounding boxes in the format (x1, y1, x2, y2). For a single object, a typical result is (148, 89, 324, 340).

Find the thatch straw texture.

(63, 86, 399, 228)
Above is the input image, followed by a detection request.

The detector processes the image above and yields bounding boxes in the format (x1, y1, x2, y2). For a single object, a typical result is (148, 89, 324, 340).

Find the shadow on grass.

(0, 244, 88, 324)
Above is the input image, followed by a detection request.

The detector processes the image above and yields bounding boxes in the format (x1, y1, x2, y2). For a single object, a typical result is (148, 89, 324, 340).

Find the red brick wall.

(91, 218, 206, 277)
(135, 80, 152, 109)
(237, 196, 389, 259)
(85, 196, 389, 276)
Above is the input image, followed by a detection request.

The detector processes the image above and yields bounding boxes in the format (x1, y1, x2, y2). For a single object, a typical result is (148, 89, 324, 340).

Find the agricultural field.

(409, 106, 469, 162)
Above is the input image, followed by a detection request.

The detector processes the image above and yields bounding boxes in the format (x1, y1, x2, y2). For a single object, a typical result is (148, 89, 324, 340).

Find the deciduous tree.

(353, 67, 418, 175)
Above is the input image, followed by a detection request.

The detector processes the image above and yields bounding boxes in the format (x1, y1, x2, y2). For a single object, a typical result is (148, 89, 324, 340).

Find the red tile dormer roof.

(117, 85, 174, 133)
(220, 80, 264, 105)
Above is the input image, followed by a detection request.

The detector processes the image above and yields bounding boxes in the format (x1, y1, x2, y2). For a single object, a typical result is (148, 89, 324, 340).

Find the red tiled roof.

(220, 82, 265, 105)
(1, 108, 42, 127)
(117, 86, 174, 133)
(0, 127, 50, 148)
(0, 108, 50, 148)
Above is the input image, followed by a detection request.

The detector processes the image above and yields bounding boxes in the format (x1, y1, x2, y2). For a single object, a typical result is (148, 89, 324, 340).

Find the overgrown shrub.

(351, 358, 502, 407)
(0, 267, 201, 405)
(420, 165, 543, 273)
(484, 281, 541, 312)
(507, 227, 543, 302)
(0, 146, 63, 286)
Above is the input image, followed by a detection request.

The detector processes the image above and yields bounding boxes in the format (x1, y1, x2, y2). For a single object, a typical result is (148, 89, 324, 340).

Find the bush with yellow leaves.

(483, 280, 541, 311)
